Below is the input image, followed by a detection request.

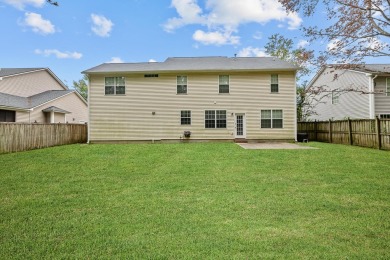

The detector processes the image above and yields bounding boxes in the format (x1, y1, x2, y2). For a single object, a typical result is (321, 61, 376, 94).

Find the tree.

(264, 34, 317, 121)
(73, 75, 88, 100)
(278, 0, 390, 63)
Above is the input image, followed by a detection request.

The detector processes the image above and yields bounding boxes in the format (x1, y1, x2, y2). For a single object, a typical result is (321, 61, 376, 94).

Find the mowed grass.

(0, 142, 389, 259)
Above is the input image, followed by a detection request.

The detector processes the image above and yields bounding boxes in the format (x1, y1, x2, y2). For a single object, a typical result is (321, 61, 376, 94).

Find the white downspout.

(368, 74, 378, 119)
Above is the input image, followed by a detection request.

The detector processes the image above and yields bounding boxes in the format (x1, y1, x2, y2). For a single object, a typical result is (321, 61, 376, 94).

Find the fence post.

(376, 117, 382, 150)
(348, 117, 353, 146)
(314, 120, 318, 141)
(329, 119, 332, 143)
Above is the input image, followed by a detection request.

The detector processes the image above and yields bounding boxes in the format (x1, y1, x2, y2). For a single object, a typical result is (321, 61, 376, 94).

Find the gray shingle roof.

(83, 56, 299, 74)
(0, 68, 45, 77)
(42, 106, 70, 114)
(0, 90, 73, 110)
(352, 64, 390, 74)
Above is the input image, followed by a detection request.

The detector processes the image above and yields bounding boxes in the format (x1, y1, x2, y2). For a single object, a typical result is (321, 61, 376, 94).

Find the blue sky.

(0, 0, 388, 87)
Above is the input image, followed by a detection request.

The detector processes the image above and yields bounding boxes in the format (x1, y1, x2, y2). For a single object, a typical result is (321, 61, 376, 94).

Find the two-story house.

(83, 57, 298, 143)
(306, 64, 390, 121)
(0, 68, 88, 123)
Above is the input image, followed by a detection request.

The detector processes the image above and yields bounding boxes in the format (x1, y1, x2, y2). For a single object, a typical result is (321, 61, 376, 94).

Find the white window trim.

(180, 110, 191, 125)
(218, 75, 230, 94)
(205, 109, 227, 129)
(386, 78, 390, 96)
(105, 76, 126, 95)
(261, 109, 284, 129)
(177, 75, 188, 95)
(331, 90, 339, 104)
(271, 74, 279, 93)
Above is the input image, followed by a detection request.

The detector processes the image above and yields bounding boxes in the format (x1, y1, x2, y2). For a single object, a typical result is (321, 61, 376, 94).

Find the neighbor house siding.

(0, 70, 65, 97)
(16, 92, 88, 123)
(89, 72, 296, 142)
(374, 76, 390, 116)
(308, 68, 370, 121)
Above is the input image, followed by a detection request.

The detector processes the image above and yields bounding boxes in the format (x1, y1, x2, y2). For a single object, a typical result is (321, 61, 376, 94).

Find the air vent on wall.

(144, 74, 159, 78)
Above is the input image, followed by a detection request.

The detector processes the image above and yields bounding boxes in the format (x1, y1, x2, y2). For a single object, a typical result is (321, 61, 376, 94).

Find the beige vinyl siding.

(374, 76, 390, 115)
(308, 68, 370, 120)
(89, 71, 296, 141)
(16, 92, 88, 123)
(0, 70, 65, 97)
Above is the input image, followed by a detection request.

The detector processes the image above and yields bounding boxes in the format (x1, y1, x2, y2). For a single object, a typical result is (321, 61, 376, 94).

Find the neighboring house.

(306, 64, 390, 121)
(0, 68, 88, 123)
(83, 57, 298, 143)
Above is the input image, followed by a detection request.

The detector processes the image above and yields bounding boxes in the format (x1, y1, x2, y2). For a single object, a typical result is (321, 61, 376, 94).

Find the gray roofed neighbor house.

(0, 90, 74, 110)
(83, 56, 299, 74)
(0, 68, 45, 77)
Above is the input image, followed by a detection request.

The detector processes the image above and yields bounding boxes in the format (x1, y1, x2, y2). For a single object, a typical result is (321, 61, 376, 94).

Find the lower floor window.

(205, 110, 226, 128)
(0, 109, 16, 122)
(181, 110, 191, 125)
(380, 114, 390, 119)
(261, 110, 283, 128)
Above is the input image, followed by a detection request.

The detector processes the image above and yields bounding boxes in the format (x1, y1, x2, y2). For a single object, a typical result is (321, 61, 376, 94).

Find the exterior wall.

(0, 70, 65, 97)
(89, 71, 296, 142)
(308, 68, 370, 121)
(16, 92, 88, 123)
(374, 76, 390, 116)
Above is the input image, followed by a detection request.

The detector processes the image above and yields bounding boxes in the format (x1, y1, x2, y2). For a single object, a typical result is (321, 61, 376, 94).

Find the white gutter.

(87, 74, 90, 144)
(294, 70, 298, 141)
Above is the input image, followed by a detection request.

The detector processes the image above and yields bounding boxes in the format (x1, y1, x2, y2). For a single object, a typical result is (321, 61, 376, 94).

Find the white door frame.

(235, 113, 246, 138)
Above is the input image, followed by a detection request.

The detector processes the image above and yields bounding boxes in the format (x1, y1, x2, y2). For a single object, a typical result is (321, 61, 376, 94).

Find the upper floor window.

(332, 90, 339, 104)
(271, 74, 279, 93)
(177, 76, 187, 94)
(181, 110, 191, 125)
(386, 78, 390, 96)
(205, 110, 226, 128)
(105, 77, 125, 95)
(219, 75, 229, 93)
(261, 110, 283, 128)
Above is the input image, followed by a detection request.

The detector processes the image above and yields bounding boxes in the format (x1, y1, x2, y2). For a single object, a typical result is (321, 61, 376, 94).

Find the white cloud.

(327, 39, 344, 54)
(164, 0, 302, 45)
(149, 59, 157, 62)
(297, 39, 309, 48)
(91, 14, 113, 37)
(3, 0, 45, 10)
(193, 29, 239, 45)
(23, 12, 55, 35)
(35, 49, 82, 59)
(237, 47, 269, 57)
(107, 57, 124, 63)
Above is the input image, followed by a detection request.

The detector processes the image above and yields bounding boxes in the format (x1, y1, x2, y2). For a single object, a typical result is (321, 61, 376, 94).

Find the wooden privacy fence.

(0, 123, 87, 154)
(298, 118, 390, 150)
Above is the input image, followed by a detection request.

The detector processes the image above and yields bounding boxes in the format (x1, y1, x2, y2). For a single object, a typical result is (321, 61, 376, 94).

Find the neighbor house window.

(386, 78, 390, 96)
(0, 110, 15, 122)
(205, 110, 226, 128)
(177, 76, 187, 94)
(219, 75, 229, 93)
(271, 74, 279, 93)
(332, 90, 339, 104)
(105, 77, 125, 95)
(380, 114, 390, 119)
(261, 110, 283, 128)
(181, 110, 191, 125)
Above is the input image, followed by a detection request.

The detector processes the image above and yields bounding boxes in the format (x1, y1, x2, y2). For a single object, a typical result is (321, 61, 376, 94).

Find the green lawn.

(1, 142, 389, 259)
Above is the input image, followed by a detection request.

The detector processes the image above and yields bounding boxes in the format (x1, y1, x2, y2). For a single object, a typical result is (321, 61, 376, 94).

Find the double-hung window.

(177, 76, 187, 94)
(181, 110, 191, 125)
(205, 110, 226, 128)
(105, 77, 125, 95)
(271, 74, 279, 93)
(386, 78, 390, 96)
(219, 75, 229, 93)
(261, 110, 283, 128)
